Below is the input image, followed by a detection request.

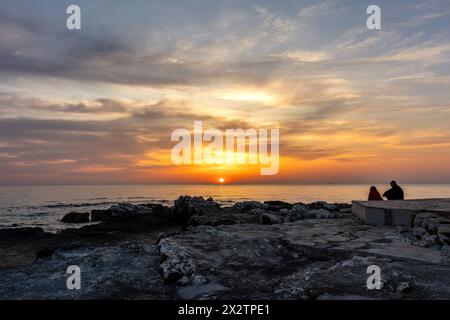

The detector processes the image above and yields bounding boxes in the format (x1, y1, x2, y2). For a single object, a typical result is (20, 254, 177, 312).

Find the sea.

(1, 184, 450, 232)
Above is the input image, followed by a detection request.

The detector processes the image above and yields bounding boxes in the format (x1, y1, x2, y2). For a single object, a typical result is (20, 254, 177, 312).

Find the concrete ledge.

(352, 198, 450, 228)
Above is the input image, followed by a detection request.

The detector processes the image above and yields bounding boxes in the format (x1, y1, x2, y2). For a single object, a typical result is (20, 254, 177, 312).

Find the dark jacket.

(383, 185, 404, 200)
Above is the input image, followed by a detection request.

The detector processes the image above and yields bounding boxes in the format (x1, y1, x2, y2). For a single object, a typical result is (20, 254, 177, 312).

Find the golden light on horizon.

(217, 90, 276, 104)
(219, 178, 225, 184)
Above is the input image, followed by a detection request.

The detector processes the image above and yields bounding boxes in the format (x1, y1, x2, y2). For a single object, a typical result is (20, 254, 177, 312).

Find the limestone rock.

(91, 209, 112, 222)
(424, 235, 439, 247)
(291, 204, 308, 214)
(438, 225, 450, 237)
(285, 211, 303, 223)
(260, 212, 280, 225)
(308, 201, 338, 212)
(158, 239, 198, 284)
(61, 211, 89, 223)
(231, 201, 268, 212)
(171, 196, 220, 224)
(176, 283, 230, 300)
(412, 212, 450, 247)
(414, 212, 439, 228)
(315, 209, 331, 219)
(264, 201, 293, 211)
(109, 203, 153, 218)
(249, 208, 265, 215)
(413, 226, 426, 238)
(395, 282, 411, 298)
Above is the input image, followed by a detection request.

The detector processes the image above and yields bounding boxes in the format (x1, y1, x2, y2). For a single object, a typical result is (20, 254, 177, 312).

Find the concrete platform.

(352, 198, 450, 228)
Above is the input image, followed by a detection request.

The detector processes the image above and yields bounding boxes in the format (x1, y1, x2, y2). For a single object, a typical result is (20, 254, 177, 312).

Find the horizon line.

(1, 182, 450, 187)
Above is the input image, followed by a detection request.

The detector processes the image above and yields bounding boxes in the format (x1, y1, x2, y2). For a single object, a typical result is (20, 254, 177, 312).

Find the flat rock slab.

(179, 220, 448, 264)
(176, 283, 230, 299)
(2, 219, 450, 299)
(160, 219, 450, 299)
(0, 242, 172, 299)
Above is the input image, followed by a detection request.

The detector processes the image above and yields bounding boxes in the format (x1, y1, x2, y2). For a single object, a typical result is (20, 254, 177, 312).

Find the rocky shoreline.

(1, 196, 450, 300)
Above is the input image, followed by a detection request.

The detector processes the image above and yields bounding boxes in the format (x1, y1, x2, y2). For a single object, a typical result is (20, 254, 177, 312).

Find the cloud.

(297, 1, 336, 17)
(365, 44, 450, 64)
(279, 50, 329, 63)
(1, 0, 450, 183)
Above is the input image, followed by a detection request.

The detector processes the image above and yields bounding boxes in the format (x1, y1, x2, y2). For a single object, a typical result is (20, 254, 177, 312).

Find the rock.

(91, 209, 112, 222)
(282, 204, 309, 222)
(35, 247, 55, 260)
(264, 201, 293, 211)
(285, 211, 303, 223)
(0, 239, 170, 299)
(187, 215, 237, 227)
(290, 204, 308, 214)
(109, 203, 153, 218)
(176, 283, 230, 300)
(413, 227, 426, 238)
(308, 201, 337, 212)
(260, 213, 280, 225)
(438, 225, 450, 237)
(317, 209, 330, 219)
(150, 220, 450, 299)
(230, 201, 268, 212)
(333, 203, 352, 210)
(410, 213, 450, 247)
(438, 233, 450, 245)
(283, 206, 340, 221)
(424, 235, 439, 247)
(156, 232, 169, 243)
(0, 227, 47, 239)
(158, 239, 198, 284)
(425, 219, 439, 234)
(438, 217, 450, 224)
(395, 226, 408, 234)
(249, 208, 265, 215)
(305, 209, 330, 219)
(6, 205, 450, 299)
(61, 211, 90, 223)
(441, 245, 449, 257)
(412, 240, 428, 248)
(329, 212, 341, 219)
(396, 282, 411, 297)
(317, 294, 376, 300)
(110, 203, 134, 213)
(171, 196, 220, 224)
(414, 212, 439, 228)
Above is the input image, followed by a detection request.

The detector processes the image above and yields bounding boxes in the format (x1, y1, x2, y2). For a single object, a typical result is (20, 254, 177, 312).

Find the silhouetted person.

(368, 186, 383, 201)
(383, 181, 404, 200)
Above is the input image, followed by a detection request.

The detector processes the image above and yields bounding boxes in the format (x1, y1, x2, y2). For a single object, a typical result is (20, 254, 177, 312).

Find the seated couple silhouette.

(368, 181, 404, 201)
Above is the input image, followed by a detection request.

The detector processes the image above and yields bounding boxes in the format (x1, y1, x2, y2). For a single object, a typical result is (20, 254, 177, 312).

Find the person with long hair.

(368, 186, 383, 201)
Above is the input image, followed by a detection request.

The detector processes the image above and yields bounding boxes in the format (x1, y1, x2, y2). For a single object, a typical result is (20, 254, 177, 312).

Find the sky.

(0, 0, 449, 185)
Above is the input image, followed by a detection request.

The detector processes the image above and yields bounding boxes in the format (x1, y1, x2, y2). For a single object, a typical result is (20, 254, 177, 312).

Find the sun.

(218, 178, 225, 184)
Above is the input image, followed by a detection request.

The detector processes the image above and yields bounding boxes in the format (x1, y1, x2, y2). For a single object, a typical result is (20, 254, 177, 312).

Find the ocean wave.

(42, 201, 122, 208)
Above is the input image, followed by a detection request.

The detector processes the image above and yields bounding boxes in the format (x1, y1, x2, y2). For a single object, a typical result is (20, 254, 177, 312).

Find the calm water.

(1, 184, 450, 231)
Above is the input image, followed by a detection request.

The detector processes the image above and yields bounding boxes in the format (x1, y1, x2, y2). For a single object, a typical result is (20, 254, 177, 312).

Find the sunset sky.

(0, 0, 449, 184)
